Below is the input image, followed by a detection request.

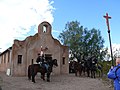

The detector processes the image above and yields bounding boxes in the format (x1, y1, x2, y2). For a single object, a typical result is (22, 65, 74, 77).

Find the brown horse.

(28, 59, 58, 83)
(73, 61, 82, 76)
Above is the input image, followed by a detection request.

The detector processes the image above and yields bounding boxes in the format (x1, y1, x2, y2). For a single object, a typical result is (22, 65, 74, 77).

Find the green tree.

(58, 21, 106, 62)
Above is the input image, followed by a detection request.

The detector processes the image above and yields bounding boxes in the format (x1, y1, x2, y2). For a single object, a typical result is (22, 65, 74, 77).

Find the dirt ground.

(0, 72, 113, 90)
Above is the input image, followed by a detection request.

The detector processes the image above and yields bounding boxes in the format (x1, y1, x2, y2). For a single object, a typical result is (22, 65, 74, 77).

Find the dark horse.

(69, 61, 75, 73)
(28, 59, 58, 83)
(85, 56, 98, 78)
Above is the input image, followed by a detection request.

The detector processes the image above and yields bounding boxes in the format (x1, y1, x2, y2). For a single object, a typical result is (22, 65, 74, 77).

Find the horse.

(72, 61, 82, 76)
(89, 56, 98, 78)
(84, 59, 91, 77)
(79, 59, 86, 76)
(83, 56, 98, 78)
(28, 59, 58, 83)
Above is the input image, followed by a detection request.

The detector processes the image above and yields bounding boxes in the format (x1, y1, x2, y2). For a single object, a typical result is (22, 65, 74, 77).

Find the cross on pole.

(103, 13, 111, 31)
(103, 13, 114, 66)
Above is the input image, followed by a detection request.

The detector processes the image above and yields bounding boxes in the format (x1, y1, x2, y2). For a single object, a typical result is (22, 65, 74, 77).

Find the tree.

(58, 21, 106, 62)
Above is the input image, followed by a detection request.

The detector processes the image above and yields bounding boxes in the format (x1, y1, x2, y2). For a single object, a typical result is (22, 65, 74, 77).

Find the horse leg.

(83, 68, 86, 76)
(32, 72, 37, 83)
(47, 73, 50, 82)
(32, 74, 36, 83)
(93, 71, 95, 78)
(91, 70, 93, 78)
(87, 69, 90, 77)
(79, 71, 81, 77)
(75, 70, 77, 76)
(79, 69, 82, 76)
(81, 67, 83, 76)
(94, 71, 96, 78)
(41, 73, 45, 81)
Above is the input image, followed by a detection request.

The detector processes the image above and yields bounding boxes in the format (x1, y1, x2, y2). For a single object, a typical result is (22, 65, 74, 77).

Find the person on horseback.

(36, 54, 49, 72)
(36, 46, 49, 71)
(36, 53, 44, 66)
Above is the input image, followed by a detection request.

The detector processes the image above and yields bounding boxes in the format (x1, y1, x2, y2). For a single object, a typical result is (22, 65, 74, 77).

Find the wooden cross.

(103, 13, 111, 31)
(103, 13, 114, 66)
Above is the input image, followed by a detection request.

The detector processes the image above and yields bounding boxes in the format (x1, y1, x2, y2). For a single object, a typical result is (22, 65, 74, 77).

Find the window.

(43, 25, 47, 33)
(18, 55, 22, 64)
(62, 57, 65, 65)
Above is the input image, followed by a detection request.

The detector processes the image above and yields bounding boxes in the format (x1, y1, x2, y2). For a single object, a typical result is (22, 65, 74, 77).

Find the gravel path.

(0, 72, 113, 90)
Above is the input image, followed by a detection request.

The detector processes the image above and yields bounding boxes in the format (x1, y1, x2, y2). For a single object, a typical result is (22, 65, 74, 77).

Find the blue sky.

(52, 0, 120, 48)
(0, 0, 120, 52)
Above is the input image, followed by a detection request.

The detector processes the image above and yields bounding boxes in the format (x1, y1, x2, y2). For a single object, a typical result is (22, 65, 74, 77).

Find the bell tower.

(38, 21, 52, 35)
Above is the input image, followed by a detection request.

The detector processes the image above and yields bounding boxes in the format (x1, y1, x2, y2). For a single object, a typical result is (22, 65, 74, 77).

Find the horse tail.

(28, 65, 31, 80)
(28, 59, 34, 80)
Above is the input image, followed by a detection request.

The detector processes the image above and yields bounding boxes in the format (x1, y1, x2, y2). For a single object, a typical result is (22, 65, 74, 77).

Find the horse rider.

(36, 53, 44, 66)
(36, 46, 49, 71)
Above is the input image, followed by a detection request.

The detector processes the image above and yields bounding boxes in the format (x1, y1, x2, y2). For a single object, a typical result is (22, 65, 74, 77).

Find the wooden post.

(103, 13, 114, 66)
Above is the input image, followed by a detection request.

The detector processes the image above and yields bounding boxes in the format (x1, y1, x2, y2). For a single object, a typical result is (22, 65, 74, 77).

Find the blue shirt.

(107, 64, 120, 90)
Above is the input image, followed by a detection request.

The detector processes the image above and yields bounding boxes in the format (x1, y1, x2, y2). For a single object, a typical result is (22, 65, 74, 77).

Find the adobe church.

(0, 21, 69, 76)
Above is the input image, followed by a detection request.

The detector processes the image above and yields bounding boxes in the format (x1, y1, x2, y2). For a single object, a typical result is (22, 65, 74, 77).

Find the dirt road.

(0, 72, 113, 90)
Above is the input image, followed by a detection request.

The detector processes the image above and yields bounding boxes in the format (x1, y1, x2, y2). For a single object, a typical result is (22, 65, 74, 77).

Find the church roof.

(0, 47, 12, 56)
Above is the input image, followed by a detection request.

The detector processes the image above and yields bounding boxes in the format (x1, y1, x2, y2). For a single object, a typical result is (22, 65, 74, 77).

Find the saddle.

(38, 62, 49, 72)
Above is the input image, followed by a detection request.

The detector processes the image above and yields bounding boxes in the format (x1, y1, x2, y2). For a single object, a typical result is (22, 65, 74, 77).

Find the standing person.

(107, 58, 120, 90)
